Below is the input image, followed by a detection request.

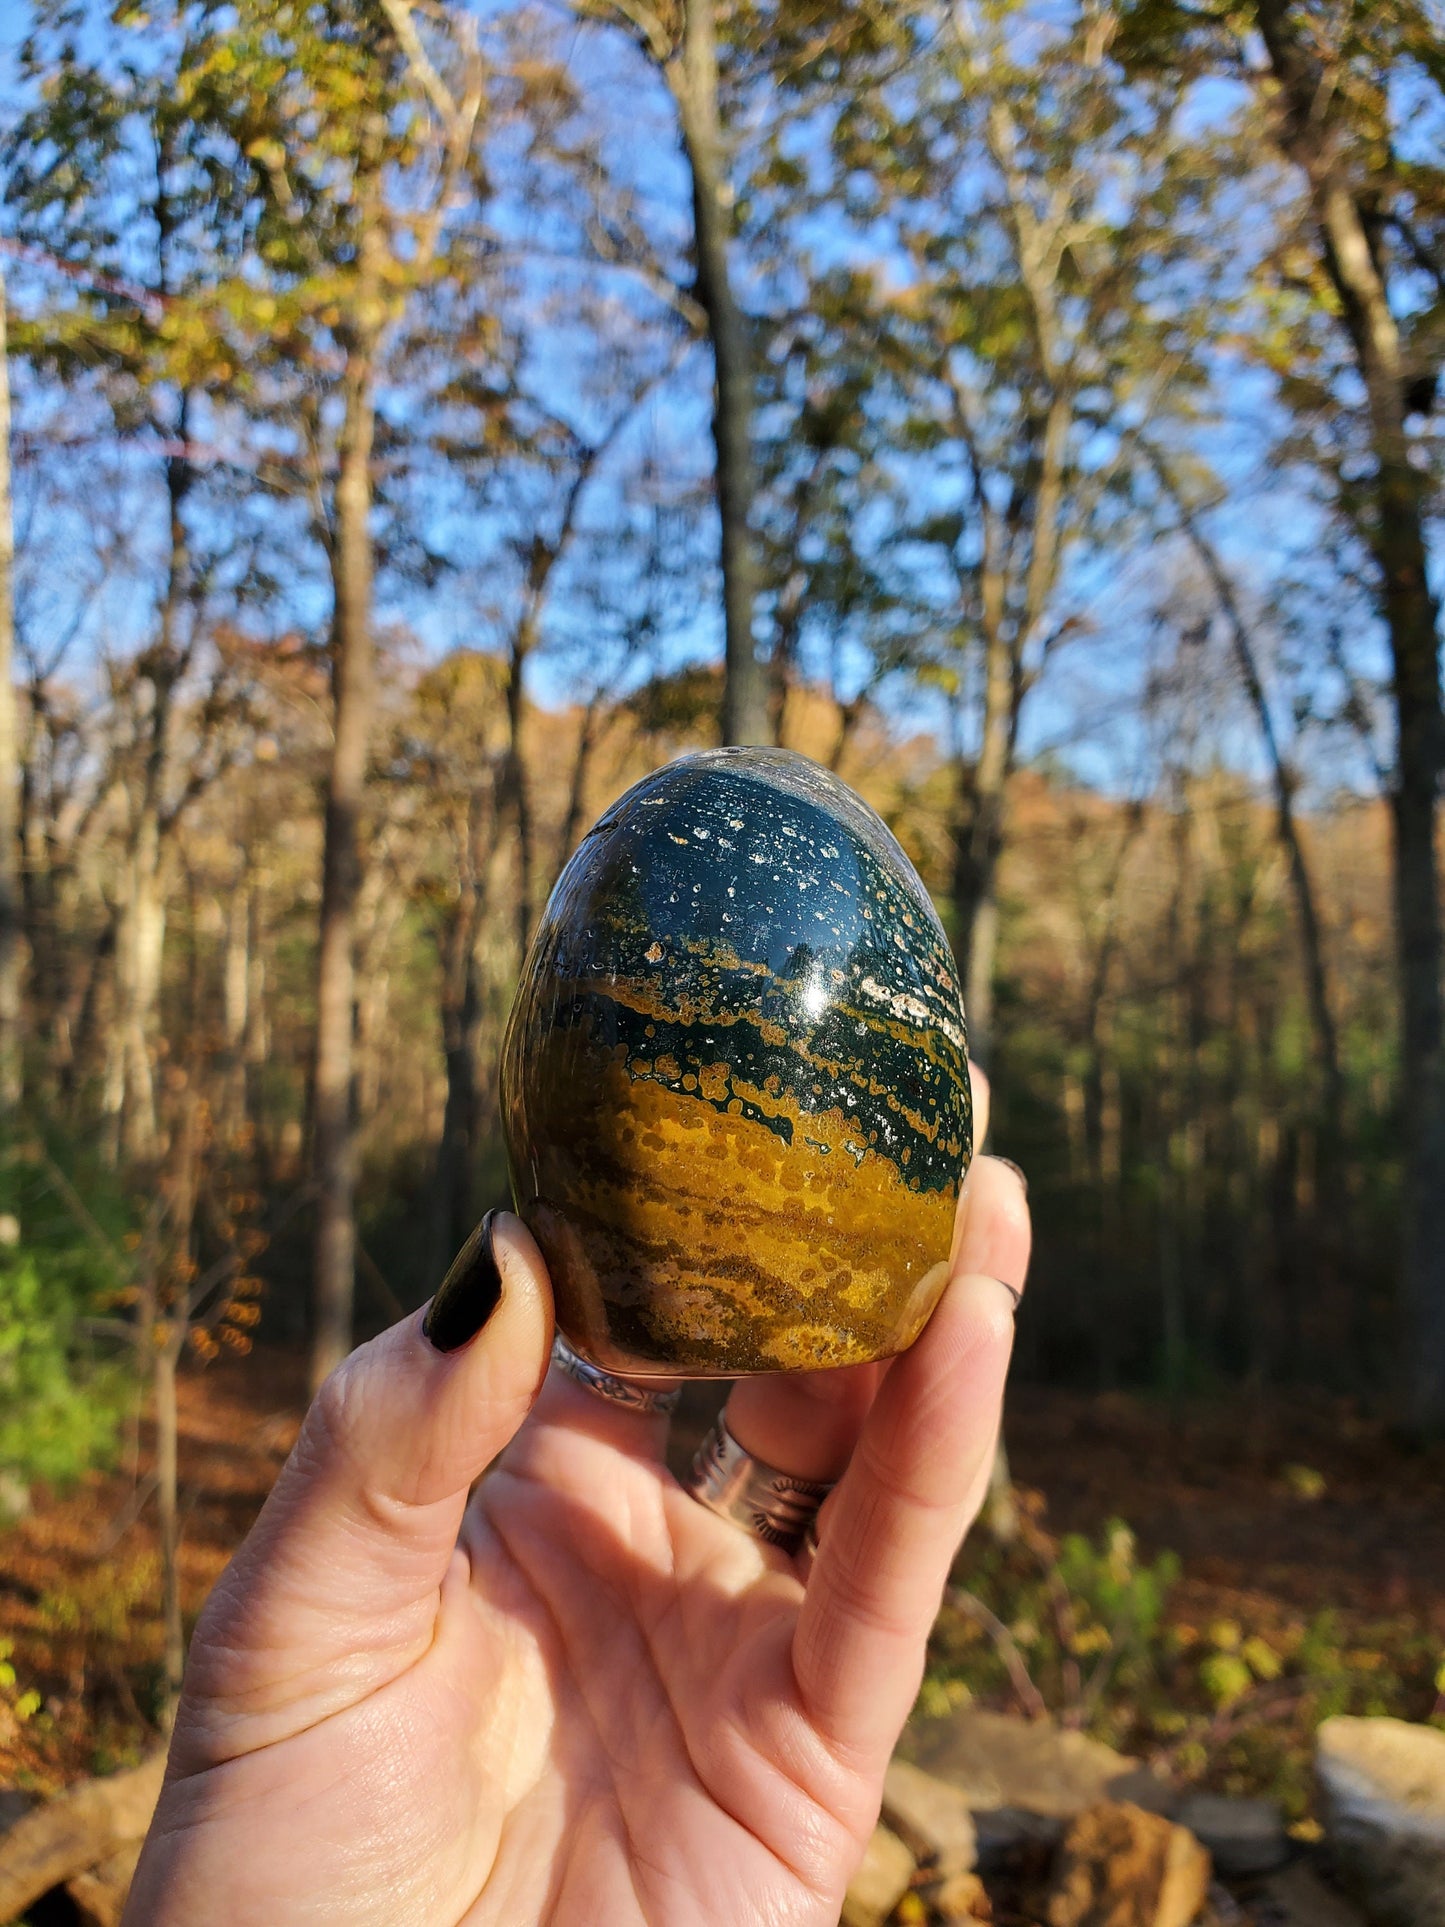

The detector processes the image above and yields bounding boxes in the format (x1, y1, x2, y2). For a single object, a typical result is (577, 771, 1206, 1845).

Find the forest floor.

(996, 1386, 1445, 1808)
(1, 1352, 1443, 1833)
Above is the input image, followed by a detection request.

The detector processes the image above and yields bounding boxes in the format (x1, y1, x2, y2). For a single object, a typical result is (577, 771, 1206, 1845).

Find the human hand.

(124, 1070, 1029, 1926)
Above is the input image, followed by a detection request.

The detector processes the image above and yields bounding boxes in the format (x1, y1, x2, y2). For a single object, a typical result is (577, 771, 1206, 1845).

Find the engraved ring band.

(550, 1332, 683, 1418)
(682, 1413, 833, 1558)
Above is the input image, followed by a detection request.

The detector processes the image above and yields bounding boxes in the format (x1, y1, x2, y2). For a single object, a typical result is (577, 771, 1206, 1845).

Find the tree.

(173, 0, 486, 1386)
(396, 651, 508, 1278)
(0, 267, 20, 1111)
(1118, 0, 1445, 1426)
(8, 8, 262, 1160)
(752, 0, 1215, 1059)
(1146, 444, 1344, 1144)
(581, 0, 769, 745)
(3, 413, 131, 1107)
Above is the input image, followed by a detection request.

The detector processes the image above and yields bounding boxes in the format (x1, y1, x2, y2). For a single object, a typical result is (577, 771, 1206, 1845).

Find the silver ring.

(550, 1333, 682, 1417)
(683, 1415, 832, 1555)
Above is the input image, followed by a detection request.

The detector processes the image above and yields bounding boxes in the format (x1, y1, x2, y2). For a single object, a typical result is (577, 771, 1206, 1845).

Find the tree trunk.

(1388, 543, 1445, 1431)
(70, 912, 115, 1104)
(223, 886, 248, 1054)
(103, 409, 192, 1166)
(154, 1330, 184, 1709)
(504, 617, 536, 965)
(1080, 807, 1141, 1387)
(158, 1084, 199, 1715)
(310, 346, 378, 1394)
(556, 691, 606, 872)
(674, 0, 766, 747)
(102, 791, 168, 1169)
(1159, 796, 1193, 1399)
(1155, 455, 1344, 1139)
(119, 840, 166, 1164)
(19, 688, 52, 1075)
(1252, 0, 1445, 1428)
(0, 268, 22, 1110)
(220, 878, 249, 1140)
(951, 625, 1012, 1065)
(245, 874, 269, 1065)
(432, 926, 483, 1277)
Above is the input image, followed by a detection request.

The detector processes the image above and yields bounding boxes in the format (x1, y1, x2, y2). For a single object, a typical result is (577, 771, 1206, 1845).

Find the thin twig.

(356, 1238, 408, 1324)
(93, 1472, 160, 1558)
(38, 1154, 125, 1272)
(1044, 1566, 1084, 1724)
(946, 1587, 1049, 1722)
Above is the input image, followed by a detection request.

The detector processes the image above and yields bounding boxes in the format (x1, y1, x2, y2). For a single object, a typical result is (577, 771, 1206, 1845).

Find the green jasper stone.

(501, 746, 973, 1377)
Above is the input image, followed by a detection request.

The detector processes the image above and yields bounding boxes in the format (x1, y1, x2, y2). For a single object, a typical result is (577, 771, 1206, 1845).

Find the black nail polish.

(424, 1210, 504, 1353)
(994, 1157, 1028, 1197)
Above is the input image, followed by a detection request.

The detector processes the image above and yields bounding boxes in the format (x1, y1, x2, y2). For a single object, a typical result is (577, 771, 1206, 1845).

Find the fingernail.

(994, 1157, 1028, 1197)
(990, 1276, 1023, 1313)
(424, 1210, 503, 1353)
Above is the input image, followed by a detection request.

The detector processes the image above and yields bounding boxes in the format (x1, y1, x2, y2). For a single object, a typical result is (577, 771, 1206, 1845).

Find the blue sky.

(0, 0, 1423, 808)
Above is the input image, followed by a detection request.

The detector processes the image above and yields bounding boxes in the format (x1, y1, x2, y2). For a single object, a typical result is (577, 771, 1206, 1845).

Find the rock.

(66, 1840, 143, 1927)
(901, 1709, 1175, 1821)
(882, 1758, 977, 1874)
(503, 747, 972, 1377)
(1200, 1884, 1246, 1925)
(0, 1789, 34, 1835)
(0, 1750, 165, 1926)
(1174, 1794, 1288, 1878)
(972, 1804, 1068, 1875)
(1258, 1863, 1369, 1927)
(841, 1822, 916, 1927)
(927, 1867, 993, 1922)
(1317, 1715, 1445, 1927)
(1044, 1802, 1211, 1927)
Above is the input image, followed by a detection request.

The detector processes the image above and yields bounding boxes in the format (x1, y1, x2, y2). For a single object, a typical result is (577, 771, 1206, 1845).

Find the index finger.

(970, 1059, 992, 1148)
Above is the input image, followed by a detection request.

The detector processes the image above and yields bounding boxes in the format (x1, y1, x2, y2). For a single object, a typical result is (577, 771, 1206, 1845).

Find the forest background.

(0, 0, 1443, 1874)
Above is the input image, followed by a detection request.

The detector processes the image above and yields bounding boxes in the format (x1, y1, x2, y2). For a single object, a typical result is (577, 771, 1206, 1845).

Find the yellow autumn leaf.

(1201, 1652, 1253, 1710)
(1242, 1635, 1283, 1682)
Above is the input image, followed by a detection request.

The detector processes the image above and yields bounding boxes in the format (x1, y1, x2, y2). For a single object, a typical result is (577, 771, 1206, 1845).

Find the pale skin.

(125, 1070, 1030, 1926)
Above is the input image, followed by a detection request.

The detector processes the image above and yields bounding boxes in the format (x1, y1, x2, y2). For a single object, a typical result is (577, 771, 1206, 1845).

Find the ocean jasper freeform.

(501, 746, 972, 1377)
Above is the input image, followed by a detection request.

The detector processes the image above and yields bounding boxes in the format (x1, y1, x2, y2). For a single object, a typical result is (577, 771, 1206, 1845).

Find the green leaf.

(1201, 1653, 1254, 1711)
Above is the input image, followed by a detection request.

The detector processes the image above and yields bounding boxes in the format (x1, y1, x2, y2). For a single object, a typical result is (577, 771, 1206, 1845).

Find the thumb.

(177, 1212, 551, 1759)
